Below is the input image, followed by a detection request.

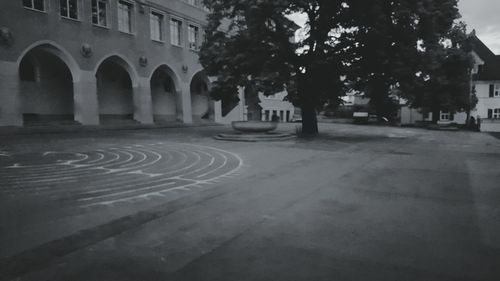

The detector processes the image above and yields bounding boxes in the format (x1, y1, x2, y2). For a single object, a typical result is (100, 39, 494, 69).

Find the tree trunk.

(432, 107, 440, 123)
(369, 80, 390, 119)
(296, 75, 319, 136)
(301, 102, 318, 135)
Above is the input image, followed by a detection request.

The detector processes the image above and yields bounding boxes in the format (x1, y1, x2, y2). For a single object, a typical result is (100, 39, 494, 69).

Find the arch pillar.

(73, 71, 99, 125)
(133, 78, 154, 124)
(179, 82, 193, 124)
(0, 61, 22, 126)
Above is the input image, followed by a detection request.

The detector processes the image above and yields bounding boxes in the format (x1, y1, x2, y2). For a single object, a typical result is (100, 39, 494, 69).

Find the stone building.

(0, 0, 239, 126)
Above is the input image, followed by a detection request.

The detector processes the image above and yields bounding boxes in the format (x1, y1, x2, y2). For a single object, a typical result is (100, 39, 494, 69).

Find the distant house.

(469, 33, 500, 132)
(257, 91, 296, 123)
(400, 105, 468, 126)
(401, 33, 500, 131)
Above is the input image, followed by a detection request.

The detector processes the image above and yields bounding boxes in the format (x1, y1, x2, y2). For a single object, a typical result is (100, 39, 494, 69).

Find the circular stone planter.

(231, 121, 278, 133)
(215, 121, 294, 142)
(214, 132, 295, 142)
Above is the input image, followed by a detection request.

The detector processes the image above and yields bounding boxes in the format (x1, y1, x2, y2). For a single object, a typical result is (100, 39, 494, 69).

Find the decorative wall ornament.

(139, 56, 148, 67)
(137, 0, 146, 13)
(80, 43, 93, 58)
(182, 64, 189, 73)
(0, 27, 14, 47)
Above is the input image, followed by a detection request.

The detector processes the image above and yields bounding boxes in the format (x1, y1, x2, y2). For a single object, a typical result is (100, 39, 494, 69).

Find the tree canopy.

(406, 22, 477, 121)
(200, 0, 474, 134)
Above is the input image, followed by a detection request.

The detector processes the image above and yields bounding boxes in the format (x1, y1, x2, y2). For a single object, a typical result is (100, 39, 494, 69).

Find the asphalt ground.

(0, 123, 499, 281)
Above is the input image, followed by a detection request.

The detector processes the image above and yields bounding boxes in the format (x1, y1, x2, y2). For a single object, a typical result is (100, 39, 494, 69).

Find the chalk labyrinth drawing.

(0, 143, 243, 207)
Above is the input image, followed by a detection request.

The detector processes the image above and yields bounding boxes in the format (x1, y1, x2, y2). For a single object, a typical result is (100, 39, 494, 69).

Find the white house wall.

(472, 81, 500, 118)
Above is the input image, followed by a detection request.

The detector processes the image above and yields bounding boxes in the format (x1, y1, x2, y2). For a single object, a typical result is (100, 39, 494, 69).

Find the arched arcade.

(190, 71, 214, 122)
(17, 44, 76, 125)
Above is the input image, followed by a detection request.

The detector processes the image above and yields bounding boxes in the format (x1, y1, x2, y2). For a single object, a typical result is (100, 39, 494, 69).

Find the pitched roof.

(470, 34, 500, 81)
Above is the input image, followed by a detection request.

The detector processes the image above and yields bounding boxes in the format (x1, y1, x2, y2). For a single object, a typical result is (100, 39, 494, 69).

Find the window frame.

(23, 0, 47, 13)
(170, 16, 183, 47)
(184, 0, 200, 7)
(440, 112, 450, 121)
(150, 9, 165, 42)
(494, 108, 500, 119)
(91, 0, 109, 28)
(477, 64, 484, 74)
(117, 0, 135, 35)
(60, 0, 80, 20)
(187, 23, 200, 51)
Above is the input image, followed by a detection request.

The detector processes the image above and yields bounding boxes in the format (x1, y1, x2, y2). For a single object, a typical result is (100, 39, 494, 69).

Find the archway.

(150, 65, 179, 123)
(95, 56, 136, 124)
(190, 71, 213, 122)
(18, 45, 75, 125)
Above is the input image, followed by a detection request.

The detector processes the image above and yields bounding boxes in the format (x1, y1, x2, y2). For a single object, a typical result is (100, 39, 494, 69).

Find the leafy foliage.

(406, 22, 477, 120)
(200, 0, 473, 133)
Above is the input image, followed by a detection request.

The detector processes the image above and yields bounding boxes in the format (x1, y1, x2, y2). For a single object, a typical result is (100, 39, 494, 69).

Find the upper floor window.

(477, 64, 484, 74)
(118, 0, 134, 33)
(170, 18, 182, 46)
(60, 0, 79, 20)
(23, 0, 45, 12)
(185, 0, 201, 6)
(150, 11, 164, 41)
(184, 0, 210, 11)
(490, 84, 500, 98)
(92, 0, 108, 27)
(188, 24, 199, 50)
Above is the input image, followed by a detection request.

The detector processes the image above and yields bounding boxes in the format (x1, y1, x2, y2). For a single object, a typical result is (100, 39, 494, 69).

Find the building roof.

(470, 34, 500, 81)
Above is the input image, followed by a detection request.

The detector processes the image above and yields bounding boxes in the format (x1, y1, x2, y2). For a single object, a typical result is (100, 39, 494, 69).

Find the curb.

(0, 123, 224, 136)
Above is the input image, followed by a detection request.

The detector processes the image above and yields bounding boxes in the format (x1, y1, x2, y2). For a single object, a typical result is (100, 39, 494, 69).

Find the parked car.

(353, 112, 369, 124)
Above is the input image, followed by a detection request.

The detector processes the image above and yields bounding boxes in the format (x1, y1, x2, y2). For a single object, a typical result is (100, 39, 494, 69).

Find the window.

(150, 11, 164, 41)
(23, 0, 45, 11)
(92, 0, 108, 27)
(477, 65, 484, 74)
(440, 112, 450, 121)
(60, 0, 79, 20)
(118, 0, 134, 33)
(496, 85, 500, 97)
(494, 109, 500, 119)
(188, 24, 199, 50)
(185, 0, 201, 6)
(170, 18, 182, 46)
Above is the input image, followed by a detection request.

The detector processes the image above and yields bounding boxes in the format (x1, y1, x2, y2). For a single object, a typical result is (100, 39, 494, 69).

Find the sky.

(288, 0, 500, 54)
(459, 0, 500, 54)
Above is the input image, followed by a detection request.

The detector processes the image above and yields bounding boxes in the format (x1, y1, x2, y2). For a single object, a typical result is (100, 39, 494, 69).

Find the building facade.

(0, 0, 239, 126)
(401, 34, 500, 130)
(469, 34, 500, 132)
(257, 91, 296, 123)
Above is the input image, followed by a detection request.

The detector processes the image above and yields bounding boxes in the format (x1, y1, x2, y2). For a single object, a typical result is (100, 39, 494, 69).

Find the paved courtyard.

(0, 123, 499, 281)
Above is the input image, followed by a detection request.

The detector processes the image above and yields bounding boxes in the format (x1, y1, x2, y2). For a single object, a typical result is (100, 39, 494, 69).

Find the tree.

(343, 0, 421, 119)
(405, 22, 476, 123)
(200, 0, 469, 133)
(200, 0, 349, 135)
(344, 0, 467, 121)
